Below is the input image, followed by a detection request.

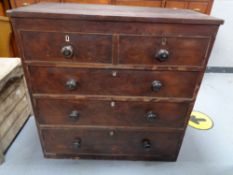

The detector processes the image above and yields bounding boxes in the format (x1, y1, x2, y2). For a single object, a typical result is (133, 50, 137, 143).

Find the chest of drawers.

(8, 3, 223, 161)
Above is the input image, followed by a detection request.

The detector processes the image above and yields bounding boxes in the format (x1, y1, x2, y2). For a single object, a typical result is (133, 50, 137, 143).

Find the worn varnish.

(28, 67, 199, 98)
(9, 0, 214, 15)
(35, 98, 191, 128)
(7, 3, 223, 161)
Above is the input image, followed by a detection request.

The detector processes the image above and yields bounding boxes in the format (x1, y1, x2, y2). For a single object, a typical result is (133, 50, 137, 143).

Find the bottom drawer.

(41, 128, 182, 160)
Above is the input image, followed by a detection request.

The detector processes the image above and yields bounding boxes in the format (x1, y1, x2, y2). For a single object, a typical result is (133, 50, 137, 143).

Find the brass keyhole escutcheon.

(109, 131, 115, 136)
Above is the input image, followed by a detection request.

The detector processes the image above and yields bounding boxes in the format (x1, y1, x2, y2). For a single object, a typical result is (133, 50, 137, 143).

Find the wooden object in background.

(0, 1, 17, 57)
(8, 3, 223, 161)
(0, 16, 14, 57)
(9, 0, 214, 14)
(0, 58, 31, 165)
(0, 1, 5, 16)
(0, 143, 4, 164)
(0, 0, 10, 16)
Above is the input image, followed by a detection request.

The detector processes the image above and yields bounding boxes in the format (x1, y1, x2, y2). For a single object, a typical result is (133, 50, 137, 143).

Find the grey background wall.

(208, 0, 232, 67)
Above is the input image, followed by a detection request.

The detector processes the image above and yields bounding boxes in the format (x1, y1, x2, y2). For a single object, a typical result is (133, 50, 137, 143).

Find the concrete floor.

(0, 73, 233, 175)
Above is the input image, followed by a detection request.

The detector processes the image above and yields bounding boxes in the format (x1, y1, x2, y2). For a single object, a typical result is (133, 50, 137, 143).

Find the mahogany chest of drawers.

(8, 3, 223, 161)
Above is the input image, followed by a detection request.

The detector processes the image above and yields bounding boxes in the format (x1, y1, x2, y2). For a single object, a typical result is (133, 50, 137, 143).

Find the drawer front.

(36, 98, 190, 128)
(63, 0, 110, 4)
(165, 1, 187, 9)
(29, 67, 198, 98)
(119, 35, 209, 66)
(116, 0, 162, 7)
(188, 2, 208, 13)
(21, 31, 112, 63)
(39, 0, 61, 2)
(13, 0, 37, 8)
(42, 128, 181, 158)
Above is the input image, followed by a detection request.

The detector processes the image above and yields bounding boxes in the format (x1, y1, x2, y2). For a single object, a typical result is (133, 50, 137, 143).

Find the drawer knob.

(69, 110, 80, 120)
(66, 79, 77, 90)
(73, 139, 81, 149)
(146, 111, 158, 121)
(151, 80, 162, 92)
(61, 45, 74, 58)
(142, 139, 151, 151)
(156, 49, 169, 62)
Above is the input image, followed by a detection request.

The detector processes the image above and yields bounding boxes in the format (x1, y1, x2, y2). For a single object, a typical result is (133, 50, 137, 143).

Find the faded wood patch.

(0, 79, 26, 125)
(1, 102, 30, 151)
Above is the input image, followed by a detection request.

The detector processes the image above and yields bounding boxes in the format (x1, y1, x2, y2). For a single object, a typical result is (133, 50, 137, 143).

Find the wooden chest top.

(7, 2, 223, 25)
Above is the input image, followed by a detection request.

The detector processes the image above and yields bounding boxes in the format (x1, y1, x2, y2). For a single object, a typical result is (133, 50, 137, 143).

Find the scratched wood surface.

(8, 0, 214, 15)
(7, 2, 223, 24)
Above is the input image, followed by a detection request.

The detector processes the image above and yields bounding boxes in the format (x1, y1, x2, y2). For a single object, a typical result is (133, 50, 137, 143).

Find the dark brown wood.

(118, 35, 210, 66)
(35, 98, 190, 128)
(8, 0, 214, 15)
(21, 31, 113, 63)
(41, 128, 182, 160)
(8, 3, 223, 161)
(28, 66, 199, 98)
(7, 3, 223, 25)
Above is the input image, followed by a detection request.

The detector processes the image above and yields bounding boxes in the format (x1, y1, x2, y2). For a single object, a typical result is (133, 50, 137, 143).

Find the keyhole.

(110, 101, 116, 107)
(161, 37, 167, 46)
(65, 35, 70, 42)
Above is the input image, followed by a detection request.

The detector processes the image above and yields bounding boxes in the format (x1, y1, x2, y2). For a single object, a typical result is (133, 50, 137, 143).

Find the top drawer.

(21, 31, 113, 63)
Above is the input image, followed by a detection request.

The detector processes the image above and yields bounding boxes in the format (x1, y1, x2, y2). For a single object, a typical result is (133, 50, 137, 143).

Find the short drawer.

(41, 128, 181, 159)
(165, 1, 187, 9)
(29, 67, 199, 98)
(188, 2, 208, 13)
(63, 0, 110, 4)
(35, 98, 190, 128)
(119, 35, 210, 66)
(21, 31, 112, 63)
(13, 0, 37, 8)
(116, 0, 162, 7)
(39, 0, 61, 2)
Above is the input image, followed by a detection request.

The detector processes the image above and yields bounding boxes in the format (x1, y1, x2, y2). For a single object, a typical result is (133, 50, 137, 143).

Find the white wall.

(208, 0, 233, 67)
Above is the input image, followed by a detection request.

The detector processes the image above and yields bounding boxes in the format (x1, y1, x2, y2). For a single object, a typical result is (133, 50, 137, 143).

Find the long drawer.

(35, 98, 190, 128)
(41, 128, 181, 159)
(29, 66, 199, 98)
